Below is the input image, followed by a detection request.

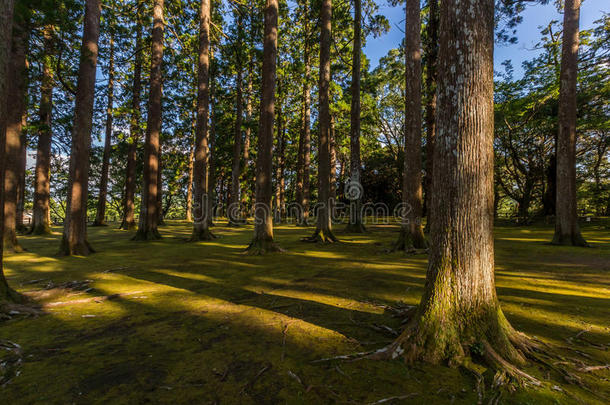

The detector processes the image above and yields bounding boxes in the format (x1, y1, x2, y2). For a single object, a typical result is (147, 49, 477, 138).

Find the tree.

(378, 0, 540, 382)
(31, 26, 55, 235)
(3, 9, 29, 253)
(552, 0, 587, 246)
(304, 0, 337, 243)
(59, 0, 102, 256)
(246, 0, 281, 254)
(93, 34, 115, 226)
(392, 0, 426, 252)
(120, 2, 143, 231)
(0, 0, 21, 303)
(345, 0, 365, 233)
(424, 0, 439, 220)
(190, 0, 215, 241)
(134, 0, 164, 241)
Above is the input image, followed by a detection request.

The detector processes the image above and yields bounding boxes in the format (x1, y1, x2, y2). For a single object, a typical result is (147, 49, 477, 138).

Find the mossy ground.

(1, 219, 609, 404)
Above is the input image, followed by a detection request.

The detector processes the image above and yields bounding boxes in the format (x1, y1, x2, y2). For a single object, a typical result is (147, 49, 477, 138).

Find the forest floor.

(0, 219, 609, 404)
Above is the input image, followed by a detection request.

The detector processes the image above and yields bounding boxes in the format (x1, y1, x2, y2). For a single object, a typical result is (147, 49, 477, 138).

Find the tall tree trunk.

(190, 0, 214, 241)
(134, 0, 164, 240)
(185, 123, 194, 222)
(552, 0, 586, 246)
(345, 0, 365, 233)
(16, 118, 27, 233)
(246, 0, 281, 254)
(207, 51, 217, 227)
(274, 101, 286, 221)
(93, 36, 115, 227)
(380, 0, 537, 379)
(31, 26, 54, 235)
(157, 151, 165, 225)
(424, 0, 438, 225)
(3, 14, 29, 253)
(59, 0, 102, 256)
(228, 13, 244, 226)
(393, 0, 426, 252)
(0, 0, 22, 302)
(120, 8, 143, 231)
(305, 0, 336, 243)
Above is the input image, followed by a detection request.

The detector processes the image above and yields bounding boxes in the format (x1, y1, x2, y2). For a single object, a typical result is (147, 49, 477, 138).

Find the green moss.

(0, 220, 608, 403)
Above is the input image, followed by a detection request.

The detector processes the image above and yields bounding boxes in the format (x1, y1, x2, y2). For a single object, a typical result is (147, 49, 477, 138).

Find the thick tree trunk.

(345, 0, 365, 233)
(93, 36, 115, 227)
(393, 0, 426, 252)
(380, 0, 536, 380)
(552, 0, 586, 246)
(3, 15, 29, 253)
(0, 0, 23, 302)
(228, 12, 244, 226)
(246, 0, 281, 254)
(16, 121, 27, 233)
(207, 56, 217, 227)
(31, 26, 54, 235)
(157, 152, 165, 225)
(295, 6, 311, 227)
(190, 0, 214, 241)
(120, 10, 143, 231)
(305, 0, 336, 243)
(185, 132, 194, 222)
(424, 0, 438, 226)
(59, 0, 101, 256)
(134, 0, 164, 241)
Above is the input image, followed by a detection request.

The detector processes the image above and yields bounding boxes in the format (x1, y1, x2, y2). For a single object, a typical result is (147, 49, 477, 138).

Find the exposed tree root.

(244, 238, 284, 255)
(118, 220, 137, 231)
(301, 228, 338, 243)
(29, 224, 53, 235)
(389, 226, 427, 254)
(344, 222, 366, 233)
(189, 228, 216, 242)
(90, 221, 108, 227)
(551, 231, 589, 247)
(132, 228, 162, 241)
(58, 239, 95, 256)
(3, 237, 25, 254)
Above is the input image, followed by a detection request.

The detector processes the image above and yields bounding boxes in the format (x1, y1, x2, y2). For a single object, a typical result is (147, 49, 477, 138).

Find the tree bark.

(380, 0, 536, 380)
(120, 8, 143, 231)
(3, 14, 29, 253)
(59, 0, 102, 256)
(31, 26, 54, 235)
(93, 36, 115, 227)
(424, 0, 438, 226)
(16, 116, 27, 233)
(345, 0, 365, 233)
(207, 52, 217, 227)
(185, 124, 194, 222)
(393, 0, 426, 252)
(190, 0, 214, 241)
(134, 0, 164, 241)
(304, 0, 337, 243)
(295, 3, 311, 226)
(228, 12, 244, 226)
(246, 0, 281, 254)
(0, 0, 22, 302)
(552, 0, 586, 246)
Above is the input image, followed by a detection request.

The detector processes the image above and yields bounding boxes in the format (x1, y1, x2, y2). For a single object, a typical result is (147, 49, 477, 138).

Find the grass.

(1, 219, 609, 404)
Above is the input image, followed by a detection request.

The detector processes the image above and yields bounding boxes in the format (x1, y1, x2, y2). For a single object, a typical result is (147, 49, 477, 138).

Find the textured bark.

(190, 0, 214, 241)
(274, 100, 286, 220)
(0, 0, 21, 302)
(120, 9, 143, 231)
(134, 0, 164, 241)
(424, 0, 438, 223)
(345, 0, 365, 233)
(3, 15, 29, 252)
(16, 117, 27, 233)
(393, 0, 426, 252)
(246, 0, 281, 254)
(185, 130, 194, 222)
(207, 56, 217, 227)
(552, 0, 586, 246)
(31, 27, 54, 235)
(295, 5, 311, 227)
(381, 0, 532, 375)
(157, 151, 165, 226)
(93, 36, 115, 227)
(59, 0, 101, 256)
(228, 12, 244, 226)
(305, 0, 336, 243)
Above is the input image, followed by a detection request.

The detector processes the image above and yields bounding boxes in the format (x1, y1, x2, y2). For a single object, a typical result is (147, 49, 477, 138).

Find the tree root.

(344, 222, 366, 233)
(301, 228, 338, 243)
(29, 224, 53, 235)
(58, 239, 95, 256)
(389, 227, 427, 254)
(189, 228, 216, 242)
(132, 229, 162, 241)
(244, 238, 284, 255)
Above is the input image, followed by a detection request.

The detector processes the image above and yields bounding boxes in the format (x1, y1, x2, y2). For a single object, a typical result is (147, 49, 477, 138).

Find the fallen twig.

(368, 393, 419, 404)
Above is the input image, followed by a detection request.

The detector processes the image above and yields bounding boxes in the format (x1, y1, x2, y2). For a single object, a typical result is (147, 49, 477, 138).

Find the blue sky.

(363, 0, 608, 78)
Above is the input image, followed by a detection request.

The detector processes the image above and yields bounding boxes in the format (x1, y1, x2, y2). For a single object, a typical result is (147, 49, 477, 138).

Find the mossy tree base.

(132, 228, 162, 241)
(301, 228, 338, 243)
(344, 222, 366, 233)
(29, 223, 52, 236)
(91, 221, 108, 227)
(59, 238, 95, 256)
(390, 226, 427, 253)
(371, 305, 544, 388)
(118, 221, 137, 231)
(244, 238, 284, 255)
(3, 237, 25, 254)
(551, 231, 588, 247)
(189, 228, 216, 242)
